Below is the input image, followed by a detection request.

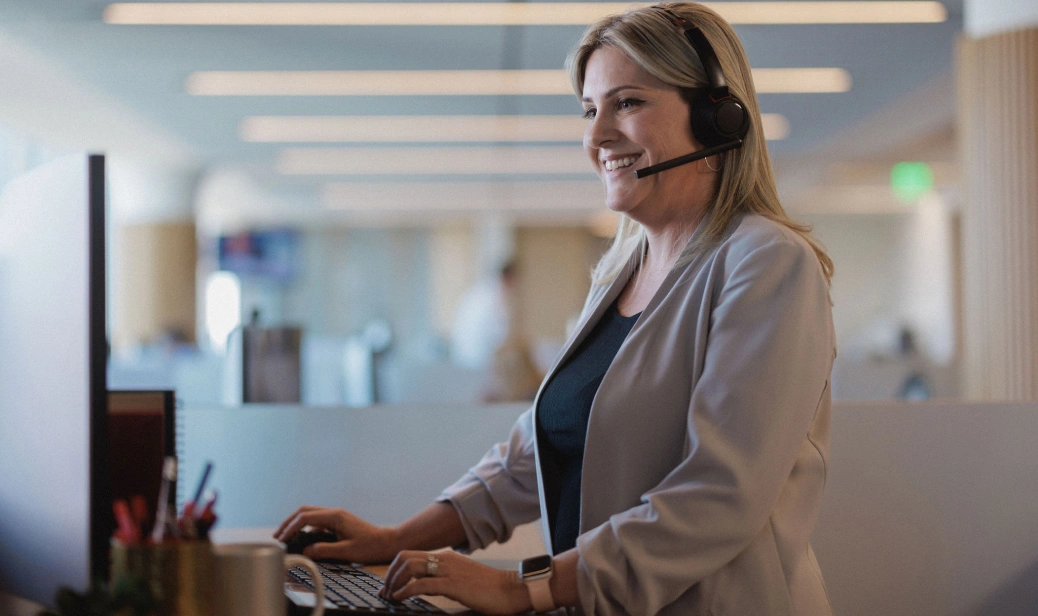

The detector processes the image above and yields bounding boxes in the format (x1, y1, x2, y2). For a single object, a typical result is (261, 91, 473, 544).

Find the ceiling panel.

(0, 0, 965, 222)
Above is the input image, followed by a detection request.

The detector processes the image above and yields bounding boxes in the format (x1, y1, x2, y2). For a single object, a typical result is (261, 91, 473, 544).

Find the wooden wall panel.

(115, 221, 197, 349)
(958, 28, 1038, 399)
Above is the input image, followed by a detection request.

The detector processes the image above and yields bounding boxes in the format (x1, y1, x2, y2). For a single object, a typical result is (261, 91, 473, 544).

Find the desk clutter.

(41, 458, 222, 616)
(40, 458, 328, 616)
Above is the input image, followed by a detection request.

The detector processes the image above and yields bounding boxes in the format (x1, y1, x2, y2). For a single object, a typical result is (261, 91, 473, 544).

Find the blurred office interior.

(6, 3, 1038, 615)
(0, 0, 1033, 407)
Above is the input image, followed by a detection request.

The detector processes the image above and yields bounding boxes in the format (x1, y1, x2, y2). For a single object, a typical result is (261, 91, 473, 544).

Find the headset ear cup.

(715, 99, 749, 139)
(689, 93, 724, 147)
(690, 93, 749, 147)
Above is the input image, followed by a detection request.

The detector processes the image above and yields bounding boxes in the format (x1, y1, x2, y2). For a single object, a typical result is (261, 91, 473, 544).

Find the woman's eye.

(582, 107, 597, 120)
(617, 98, 642, 111)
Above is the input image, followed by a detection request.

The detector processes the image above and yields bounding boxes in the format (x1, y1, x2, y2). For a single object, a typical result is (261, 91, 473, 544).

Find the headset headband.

(652, 6, 730, 100)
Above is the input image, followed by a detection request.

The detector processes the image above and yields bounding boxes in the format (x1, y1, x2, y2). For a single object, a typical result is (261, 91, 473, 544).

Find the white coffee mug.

(213, 542, 325, 616)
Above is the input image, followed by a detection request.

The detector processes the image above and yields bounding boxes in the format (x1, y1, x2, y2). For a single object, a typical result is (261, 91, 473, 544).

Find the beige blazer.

(440, 214, 836, 615)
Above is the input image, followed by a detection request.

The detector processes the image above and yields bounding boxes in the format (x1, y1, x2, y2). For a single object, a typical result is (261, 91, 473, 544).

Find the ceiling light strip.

(104, 2, 947, 26)
(244, 115, 587, 142)
(242, 113, 790, 142)
(277, 145, 593, 175)
(187, 70, 571, 96)
(322, 181, 605, 211)
(752, 68, 851, 93)
(190, 69, 850, 96)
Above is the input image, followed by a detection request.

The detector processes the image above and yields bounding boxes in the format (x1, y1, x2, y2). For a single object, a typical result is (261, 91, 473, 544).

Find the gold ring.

(426, 554, 439, 576)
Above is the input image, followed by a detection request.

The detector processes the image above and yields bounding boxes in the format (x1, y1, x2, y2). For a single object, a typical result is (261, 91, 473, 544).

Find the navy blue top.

(536, 300, 640, 553)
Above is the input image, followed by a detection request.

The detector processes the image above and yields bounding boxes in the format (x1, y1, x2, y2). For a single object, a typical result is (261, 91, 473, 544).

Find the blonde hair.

(567, 2, 833, 287)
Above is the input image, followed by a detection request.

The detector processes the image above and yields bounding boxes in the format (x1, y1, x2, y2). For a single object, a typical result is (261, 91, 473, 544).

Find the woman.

(275, 3, 836, 614)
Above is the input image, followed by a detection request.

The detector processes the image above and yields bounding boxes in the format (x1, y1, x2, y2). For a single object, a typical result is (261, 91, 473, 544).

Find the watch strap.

(525, 575, 556, 613)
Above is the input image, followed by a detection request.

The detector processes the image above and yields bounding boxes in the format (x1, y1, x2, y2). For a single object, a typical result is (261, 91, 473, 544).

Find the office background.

(2, 1, 1038, 614)
(1, 0, 992, 407)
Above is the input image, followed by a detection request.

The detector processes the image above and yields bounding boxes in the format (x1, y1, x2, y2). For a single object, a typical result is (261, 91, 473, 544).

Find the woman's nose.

(585, 112, 619, 149)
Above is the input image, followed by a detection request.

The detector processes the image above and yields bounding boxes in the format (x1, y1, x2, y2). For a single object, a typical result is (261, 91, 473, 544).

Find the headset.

(636, 6, 750, 178)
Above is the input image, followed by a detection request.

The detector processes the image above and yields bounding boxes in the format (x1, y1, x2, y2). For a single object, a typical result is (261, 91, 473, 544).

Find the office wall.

(428, 225, 478, 337)
(805, 209, 958, 364)
(278, 227, 433, 343)
(515, 226, 601, 341)
(115, 221, 197, 348)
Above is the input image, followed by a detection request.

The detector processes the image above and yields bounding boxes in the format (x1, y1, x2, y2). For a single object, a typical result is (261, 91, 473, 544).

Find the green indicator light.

(890, 161, 934, 203)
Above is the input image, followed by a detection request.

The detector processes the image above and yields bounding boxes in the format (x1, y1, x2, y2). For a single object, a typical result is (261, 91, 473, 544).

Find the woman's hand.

(273, 505, 401, 563)
(380, 550, 532, 616)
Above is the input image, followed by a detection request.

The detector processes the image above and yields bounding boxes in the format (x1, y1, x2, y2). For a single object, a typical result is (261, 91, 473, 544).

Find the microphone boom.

(635, 138, 743, 179)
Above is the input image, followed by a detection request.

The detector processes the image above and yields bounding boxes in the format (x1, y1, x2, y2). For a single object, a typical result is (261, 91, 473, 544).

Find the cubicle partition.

(178, 403, 532, 528)
(814, 401, 1038, 616)
(180, 401, 1038, 616)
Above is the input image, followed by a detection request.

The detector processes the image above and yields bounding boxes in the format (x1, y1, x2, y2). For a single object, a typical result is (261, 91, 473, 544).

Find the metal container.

(110, 540, 217, 616)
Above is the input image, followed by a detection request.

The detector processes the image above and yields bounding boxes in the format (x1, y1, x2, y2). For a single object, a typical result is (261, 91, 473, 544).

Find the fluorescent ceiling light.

(105, 2, 947, 26)
(187, 70, 570, 96)
(277, 145, 592, 175)
(761, 114, 790, 140)
(752, 68, 851, 93)
(190, 69, 849, 96)
(710, 1, 946, 24)
(243, 113, 790, 142)
(322, 180, 605, 212)
(243, 115, 587, 143)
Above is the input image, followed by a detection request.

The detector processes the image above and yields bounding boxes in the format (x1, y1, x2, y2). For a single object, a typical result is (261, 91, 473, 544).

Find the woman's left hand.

(379, 550, 532, 615)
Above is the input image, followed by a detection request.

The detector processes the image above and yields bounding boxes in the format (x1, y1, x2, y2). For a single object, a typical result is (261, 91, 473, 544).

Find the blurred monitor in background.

(218, 228, 299, 283)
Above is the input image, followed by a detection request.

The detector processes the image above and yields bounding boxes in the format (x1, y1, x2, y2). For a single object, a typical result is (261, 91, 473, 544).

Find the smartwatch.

(519, 555, 556, 613)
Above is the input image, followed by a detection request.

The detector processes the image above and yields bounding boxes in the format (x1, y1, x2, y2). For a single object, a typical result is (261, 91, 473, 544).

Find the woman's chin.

(604, 197, 639, 218)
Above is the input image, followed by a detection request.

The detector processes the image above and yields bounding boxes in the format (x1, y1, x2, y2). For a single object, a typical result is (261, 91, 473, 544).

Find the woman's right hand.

(273, 506, 401, 563)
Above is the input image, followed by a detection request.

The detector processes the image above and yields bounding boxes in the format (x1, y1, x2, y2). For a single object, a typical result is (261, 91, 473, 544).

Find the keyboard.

(288, 561, 445, 614)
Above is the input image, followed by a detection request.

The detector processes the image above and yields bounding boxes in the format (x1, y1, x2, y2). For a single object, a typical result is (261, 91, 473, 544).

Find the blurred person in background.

(450, 260, 518, 371)
(277, 3, 836, 614)
(452, 260, 542, 402)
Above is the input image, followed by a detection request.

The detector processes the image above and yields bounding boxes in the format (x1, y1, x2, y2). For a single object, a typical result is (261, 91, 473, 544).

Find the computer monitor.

(0, 153, 109, 605)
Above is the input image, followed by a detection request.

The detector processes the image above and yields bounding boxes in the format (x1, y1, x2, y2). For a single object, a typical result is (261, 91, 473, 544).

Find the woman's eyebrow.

(581, 85, 649, 103)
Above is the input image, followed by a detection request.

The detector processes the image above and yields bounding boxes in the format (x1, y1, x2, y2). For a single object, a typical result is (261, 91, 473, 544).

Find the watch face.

(520, 555, 553, 578)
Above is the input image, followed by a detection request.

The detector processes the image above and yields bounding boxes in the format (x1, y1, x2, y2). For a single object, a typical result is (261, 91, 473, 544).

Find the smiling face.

(581, 45, 716, 228)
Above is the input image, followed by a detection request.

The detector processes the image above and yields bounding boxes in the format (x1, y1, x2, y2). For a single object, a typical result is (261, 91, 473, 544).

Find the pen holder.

(110, 540, 217, 616)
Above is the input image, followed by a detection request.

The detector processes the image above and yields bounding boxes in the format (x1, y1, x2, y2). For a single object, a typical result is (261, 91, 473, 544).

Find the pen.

(180, 502, 197, 540)
(152, 457, 177, 544)
(198, 494, 218, 541)
(190, 461, 213, 514)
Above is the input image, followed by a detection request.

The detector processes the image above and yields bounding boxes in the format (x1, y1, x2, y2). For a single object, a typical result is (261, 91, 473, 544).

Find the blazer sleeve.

(575, 236, 834, 614)
(437, 406, 543, 551)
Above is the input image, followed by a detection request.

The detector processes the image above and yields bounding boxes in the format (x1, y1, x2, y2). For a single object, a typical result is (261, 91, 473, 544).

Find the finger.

(392, 576, 451, 601)
(275, 508, 338, 542)
(274, 505, 324, 539)
(381, 552, 419, 597)
(382, 552, 427, 598)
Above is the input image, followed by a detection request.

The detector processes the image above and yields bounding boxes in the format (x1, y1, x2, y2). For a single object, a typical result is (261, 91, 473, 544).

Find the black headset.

(654, 6, 750, 148)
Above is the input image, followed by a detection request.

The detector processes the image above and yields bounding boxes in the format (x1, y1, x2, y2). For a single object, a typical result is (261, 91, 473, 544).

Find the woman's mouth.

(603, 156, 640, 172)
